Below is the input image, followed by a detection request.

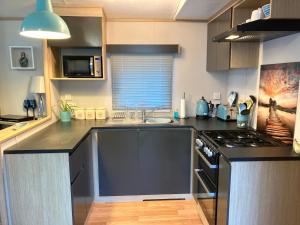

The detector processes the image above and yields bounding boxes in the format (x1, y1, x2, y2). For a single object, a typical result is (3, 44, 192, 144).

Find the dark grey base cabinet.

(98, 128, 192, 196)
(139, 129, 191, 195)
(98, 129, 140, 196)
(70, 134, 93, 225)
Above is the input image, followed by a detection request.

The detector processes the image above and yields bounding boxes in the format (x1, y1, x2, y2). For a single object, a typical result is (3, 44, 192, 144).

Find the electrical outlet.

(213, 92, 221, 100)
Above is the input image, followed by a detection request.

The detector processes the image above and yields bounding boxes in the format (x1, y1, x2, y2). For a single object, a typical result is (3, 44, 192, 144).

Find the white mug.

(251, 8, 264, 21)
(251, 9, 259, 21)
(257, 8, 264, 19)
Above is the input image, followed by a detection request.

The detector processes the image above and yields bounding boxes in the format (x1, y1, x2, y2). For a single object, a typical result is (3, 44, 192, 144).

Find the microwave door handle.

(195, 147, 218, 169)
(90, 57, 94, 76)
(194, 169, 216, 197)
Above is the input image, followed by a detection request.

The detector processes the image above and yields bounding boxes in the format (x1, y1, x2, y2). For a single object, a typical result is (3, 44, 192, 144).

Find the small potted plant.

(59, 100, 73, 122)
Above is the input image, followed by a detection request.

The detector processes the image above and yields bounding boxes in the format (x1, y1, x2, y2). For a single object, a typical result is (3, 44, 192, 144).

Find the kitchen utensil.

(208, 101, 214, 117)
(196, 96, 209, 119)
(228, 91, 238, 107)
(239, 103, 247, 114)
(249, 95, 257, 104)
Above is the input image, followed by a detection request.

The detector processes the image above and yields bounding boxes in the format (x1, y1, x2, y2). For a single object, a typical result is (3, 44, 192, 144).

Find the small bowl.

(262, 4, 271, 17)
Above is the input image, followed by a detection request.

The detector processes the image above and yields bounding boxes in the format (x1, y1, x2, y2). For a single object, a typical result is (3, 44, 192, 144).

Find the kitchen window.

(111, 55, 173, 109)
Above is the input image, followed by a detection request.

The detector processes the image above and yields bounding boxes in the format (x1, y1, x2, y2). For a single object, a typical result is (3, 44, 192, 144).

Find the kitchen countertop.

(4, 117, 299, 161)
(3, 118, 237, 154)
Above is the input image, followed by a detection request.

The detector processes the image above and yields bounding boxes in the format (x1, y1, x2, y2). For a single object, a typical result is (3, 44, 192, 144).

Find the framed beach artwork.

(257, 62, 300, 144)
(9, 46, 35, 70)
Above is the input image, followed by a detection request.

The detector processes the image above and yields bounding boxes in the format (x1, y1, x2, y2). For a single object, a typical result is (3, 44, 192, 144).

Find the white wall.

(0, 21, 44, 116)
(227, 33, 300, 139)
(58, 21, 228, 117)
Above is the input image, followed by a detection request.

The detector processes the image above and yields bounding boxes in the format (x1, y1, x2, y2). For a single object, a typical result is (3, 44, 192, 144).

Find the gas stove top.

(202, 130, 279, 148)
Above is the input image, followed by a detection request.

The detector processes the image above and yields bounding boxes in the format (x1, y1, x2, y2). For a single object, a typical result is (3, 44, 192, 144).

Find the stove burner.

(202, 130, 277, 149)
(249, 143, 258, 147)
(225, 144, 235, 148)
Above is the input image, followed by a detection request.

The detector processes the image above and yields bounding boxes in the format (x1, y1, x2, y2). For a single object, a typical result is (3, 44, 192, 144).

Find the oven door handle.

(194, 169, 216, 197)
(195, 147, 218, 169)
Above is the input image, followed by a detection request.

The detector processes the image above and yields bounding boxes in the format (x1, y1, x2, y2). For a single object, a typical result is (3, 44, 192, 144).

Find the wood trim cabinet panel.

(271, 0, 300, 19)
(207, 9, 231, 71)
(207, 2, 260, 71)
(216, 159, 300, 225)
(5, 153, 73, 225)
(4, 134, 94, 225)
(47, 6, 107, 80)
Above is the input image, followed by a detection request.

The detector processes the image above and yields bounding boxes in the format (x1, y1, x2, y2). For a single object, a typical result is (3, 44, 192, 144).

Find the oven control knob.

(204, 147, 210, 155)
(196, 139, 204, 147)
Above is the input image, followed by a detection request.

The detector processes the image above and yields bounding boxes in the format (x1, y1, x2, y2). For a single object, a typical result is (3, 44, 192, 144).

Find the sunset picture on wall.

(257, 62, 300, 144)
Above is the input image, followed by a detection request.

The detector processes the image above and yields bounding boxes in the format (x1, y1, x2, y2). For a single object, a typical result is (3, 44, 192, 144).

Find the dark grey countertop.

(4, 117, 299, 161)
(3, 118, 237, 154)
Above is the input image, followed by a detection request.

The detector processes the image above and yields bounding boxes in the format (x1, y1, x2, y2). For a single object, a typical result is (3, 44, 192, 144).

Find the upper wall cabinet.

(207, 9, 232, 71)
(207, 8, 259, 72)
(213, 0, 300, 43)
(207, 0, 300, 71)
(48, 16, 102, 48)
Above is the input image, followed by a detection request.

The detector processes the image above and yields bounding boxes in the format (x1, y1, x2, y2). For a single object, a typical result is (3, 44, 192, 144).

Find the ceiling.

(0, 0, 231, 20)
(176, 0, 232, 20)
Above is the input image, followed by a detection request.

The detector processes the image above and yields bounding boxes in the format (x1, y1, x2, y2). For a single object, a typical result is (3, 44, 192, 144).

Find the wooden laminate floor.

(86, 200, 203, 225)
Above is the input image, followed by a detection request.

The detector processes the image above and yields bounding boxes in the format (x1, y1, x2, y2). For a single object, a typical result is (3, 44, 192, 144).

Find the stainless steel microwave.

(62, 55, 102, 78)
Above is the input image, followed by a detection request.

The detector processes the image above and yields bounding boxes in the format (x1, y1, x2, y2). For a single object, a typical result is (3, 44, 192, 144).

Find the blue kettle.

(196, 97, 209, 119)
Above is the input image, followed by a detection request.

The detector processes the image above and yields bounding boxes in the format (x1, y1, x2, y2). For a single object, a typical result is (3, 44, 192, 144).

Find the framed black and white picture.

(9, 46, 35, 70)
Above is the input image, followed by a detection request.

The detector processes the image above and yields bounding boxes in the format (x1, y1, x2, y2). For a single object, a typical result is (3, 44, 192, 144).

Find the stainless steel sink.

(106, 118, 173, 125)
(144, 118, 173, 124)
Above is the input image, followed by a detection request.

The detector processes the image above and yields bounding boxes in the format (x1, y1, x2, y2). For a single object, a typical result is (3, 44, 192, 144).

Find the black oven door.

(194, 168, 217, 225)
(63, 56, 94, 77)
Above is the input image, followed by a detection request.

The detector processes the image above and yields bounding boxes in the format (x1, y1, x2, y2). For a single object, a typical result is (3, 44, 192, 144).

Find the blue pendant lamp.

(20, 0, 70, 39)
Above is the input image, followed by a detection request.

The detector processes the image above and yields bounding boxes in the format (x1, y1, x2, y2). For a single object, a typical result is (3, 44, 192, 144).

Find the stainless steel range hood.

(213, 19, 300, 42)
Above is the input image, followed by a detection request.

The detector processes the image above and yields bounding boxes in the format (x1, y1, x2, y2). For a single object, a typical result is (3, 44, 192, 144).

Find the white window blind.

(111, 55, 173, 109)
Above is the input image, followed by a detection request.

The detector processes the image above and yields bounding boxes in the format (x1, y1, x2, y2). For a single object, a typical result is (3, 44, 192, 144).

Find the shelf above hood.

(213, 19, 300, 42)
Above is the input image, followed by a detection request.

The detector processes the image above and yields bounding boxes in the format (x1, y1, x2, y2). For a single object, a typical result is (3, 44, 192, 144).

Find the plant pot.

(60, 111, 72, 123)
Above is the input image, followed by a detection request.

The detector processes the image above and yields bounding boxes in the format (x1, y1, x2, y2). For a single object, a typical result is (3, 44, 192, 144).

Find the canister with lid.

(86, 108, 96, 120)
(96, 107, 106, 120)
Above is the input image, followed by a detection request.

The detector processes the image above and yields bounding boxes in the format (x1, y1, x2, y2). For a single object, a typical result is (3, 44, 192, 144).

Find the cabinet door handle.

(194, 169, 216, 197)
